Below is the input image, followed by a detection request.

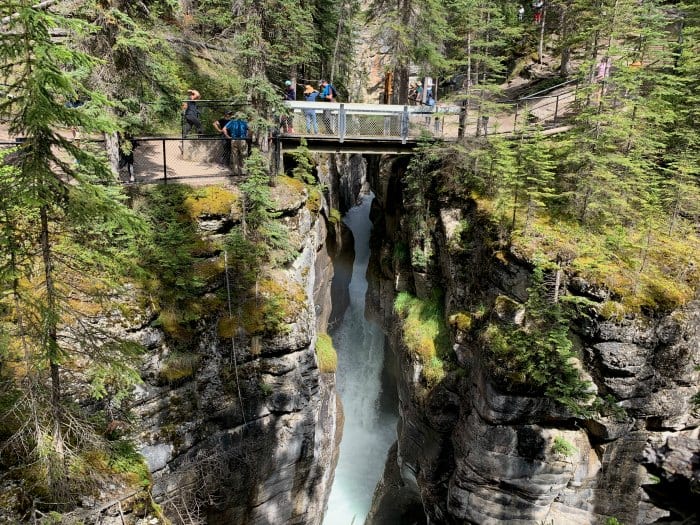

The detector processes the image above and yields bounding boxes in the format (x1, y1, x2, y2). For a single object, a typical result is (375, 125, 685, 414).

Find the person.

(596, 56, 611, 81)
(118, 132, 137, 182)
(517, 4, 525, 21)
(415, 83, 423, 103)
(303, 85, 319, 134)
(223, 113, 249, 176)
(318, 79, 336, 133)
(318, 79, 336, 102)
(532, 0, 544, 23)
(214, 110, 233, 165)
(182, 88, 202, 136)
(281, 80, 296, 133)
(283, 80, 296, 101)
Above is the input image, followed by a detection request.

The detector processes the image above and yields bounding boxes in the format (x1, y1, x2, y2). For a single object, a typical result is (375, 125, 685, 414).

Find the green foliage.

(109, 440, 151, 488)
(242, 150, 293, 265)
(605, 518, 622, 525)
(329, 208, 342, 224)
(551, 435, 578, 457)
(394, 291, 451, 386)
(315, 333, 338, 373)
(482, 266, 595, 414)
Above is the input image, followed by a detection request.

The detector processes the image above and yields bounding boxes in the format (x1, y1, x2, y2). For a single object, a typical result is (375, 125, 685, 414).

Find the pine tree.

(0, 0, 144, 504)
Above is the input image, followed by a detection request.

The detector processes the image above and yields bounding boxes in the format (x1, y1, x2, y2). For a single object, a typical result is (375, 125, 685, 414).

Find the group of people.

(280, 79, 337, 134)
(516, 1, 544, 23)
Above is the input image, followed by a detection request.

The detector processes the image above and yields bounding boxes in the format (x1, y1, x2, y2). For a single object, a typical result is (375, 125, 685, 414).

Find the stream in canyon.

(323, 194, 398, 525)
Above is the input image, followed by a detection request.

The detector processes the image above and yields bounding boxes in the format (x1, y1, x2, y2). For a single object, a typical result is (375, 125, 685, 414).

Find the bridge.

(0, 81, 577, 185)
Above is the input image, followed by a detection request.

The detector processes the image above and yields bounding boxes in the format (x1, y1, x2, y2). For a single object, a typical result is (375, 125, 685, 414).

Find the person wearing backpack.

(223, 113, 249, 175)
(318, 79, 337, 133)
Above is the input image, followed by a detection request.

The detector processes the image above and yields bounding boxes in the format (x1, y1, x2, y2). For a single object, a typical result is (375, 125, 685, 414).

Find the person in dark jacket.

(182, 89, 202, 136)
(214, 110, 233, 165)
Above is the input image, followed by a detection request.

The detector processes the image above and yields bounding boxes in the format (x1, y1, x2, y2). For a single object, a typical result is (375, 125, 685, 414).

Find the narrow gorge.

(121, 150, 697, 524)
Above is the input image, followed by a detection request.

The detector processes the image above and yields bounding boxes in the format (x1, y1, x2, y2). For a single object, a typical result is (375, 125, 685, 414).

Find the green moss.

(316, 333, 338, 373)
(329, 208, 342, 224)
(221, 278, 307, 336)
(394, 291, 450, 386)
(494, 295, 521, 320)
(193, 257, 225, 282)
(448, 312, 473, 331)
(306, 188, 322, 214)
(278, 175, 306, 194)
(183, 186, 238, 218)
(159, 351, 200, 383)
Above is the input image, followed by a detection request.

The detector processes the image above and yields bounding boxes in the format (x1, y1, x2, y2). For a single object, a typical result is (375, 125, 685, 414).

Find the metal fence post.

(554, 95, 560, 124)
(162, 139, 168, 184)
(513, 103, 519, 133)
(401, 105, 409, 144)
(339, 104, 346, 143)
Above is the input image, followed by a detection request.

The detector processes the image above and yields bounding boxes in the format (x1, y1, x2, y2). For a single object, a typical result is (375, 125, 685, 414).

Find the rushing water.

(323, 194, 398, 525)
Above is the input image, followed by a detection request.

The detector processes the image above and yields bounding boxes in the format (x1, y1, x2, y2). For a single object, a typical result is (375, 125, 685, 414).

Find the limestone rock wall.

(366, 157, 700, 525)
(125, 175, 349, 525)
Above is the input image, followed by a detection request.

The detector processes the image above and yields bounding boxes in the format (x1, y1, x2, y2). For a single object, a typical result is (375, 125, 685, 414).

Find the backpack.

(227, 119, 248, 139)
(330, 84, 338, 100)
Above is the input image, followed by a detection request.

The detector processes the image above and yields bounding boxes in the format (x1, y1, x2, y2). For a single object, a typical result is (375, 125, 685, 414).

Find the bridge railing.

(283, 101, 445, 142)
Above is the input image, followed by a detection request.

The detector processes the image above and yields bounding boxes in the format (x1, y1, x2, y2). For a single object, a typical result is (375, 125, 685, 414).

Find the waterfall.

(323, 193, 398, 525)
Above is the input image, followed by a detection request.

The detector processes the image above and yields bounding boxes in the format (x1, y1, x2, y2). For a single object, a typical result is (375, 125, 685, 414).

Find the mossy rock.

(158, 351, 201, 384)
(271, 176, 308, 212)
(449, 312, 473, 332)
(183, 186, 239, 218)
(494, 295, 524, 324)
(306, 187, 323, 214)
(220, 277, 307, 337)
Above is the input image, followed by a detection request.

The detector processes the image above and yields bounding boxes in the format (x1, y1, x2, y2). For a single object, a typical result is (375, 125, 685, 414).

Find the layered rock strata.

(365, 157, 700, 525)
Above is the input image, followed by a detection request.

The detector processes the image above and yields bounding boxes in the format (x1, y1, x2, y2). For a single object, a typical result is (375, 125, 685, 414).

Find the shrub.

(551, 435, 578, 457)
(109, 440, 151, 488)
(316, 333, 338, 373)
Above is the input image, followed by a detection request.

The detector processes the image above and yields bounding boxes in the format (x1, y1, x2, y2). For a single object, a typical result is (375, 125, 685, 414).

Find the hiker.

(281, 80, 296, 133)
(182, 88, 202, 136)
(517, 4, 525, 21)
(318, 79, 336, 133)
(223, 113, 249, 176)
(303, 85, 319, 134)
(214, 110, 233, 165)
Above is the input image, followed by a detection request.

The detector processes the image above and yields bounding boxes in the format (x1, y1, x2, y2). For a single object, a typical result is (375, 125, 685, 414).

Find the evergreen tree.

(0, 0, 144, 504)
(366, 0, 449, 103)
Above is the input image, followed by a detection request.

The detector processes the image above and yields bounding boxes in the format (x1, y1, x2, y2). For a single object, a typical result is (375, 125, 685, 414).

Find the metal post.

(339, 104, 346, 143)
(401, 105, 409, 144)
(513, 103, 519, 133)
(554, 95, 560, 124)
(162, 139, 167, 184)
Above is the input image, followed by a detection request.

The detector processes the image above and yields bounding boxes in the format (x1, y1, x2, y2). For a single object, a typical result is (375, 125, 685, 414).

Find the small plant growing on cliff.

(551, 436, 578, 457)
(316, 333, 338, 373)
(482, 266, 595, 414)
(394, 291, 451, 386)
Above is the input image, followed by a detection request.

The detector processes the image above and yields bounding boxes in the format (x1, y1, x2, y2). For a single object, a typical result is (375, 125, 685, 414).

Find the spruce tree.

(0, 0, 144, 505)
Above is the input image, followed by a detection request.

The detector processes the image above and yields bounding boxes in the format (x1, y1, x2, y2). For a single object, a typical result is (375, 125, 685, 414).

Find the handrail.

(518, 78, 578, 100)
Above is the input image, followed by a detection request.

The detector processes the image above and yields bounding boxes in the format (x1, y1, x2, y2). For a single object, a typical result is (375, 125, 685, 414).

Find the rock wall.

(365, 157, 700, 525)
(125, 173, 350, 525)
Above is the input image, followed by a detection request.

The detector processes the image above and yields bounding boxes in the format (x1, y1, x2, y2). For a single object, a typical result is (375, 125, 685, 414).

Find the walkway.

(0, 81, 579, 184)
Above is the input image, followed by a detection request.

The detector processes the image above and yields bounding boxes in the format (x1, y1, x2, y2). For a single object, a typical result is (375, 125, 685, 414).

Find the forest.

(0, 0, 698, 523)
